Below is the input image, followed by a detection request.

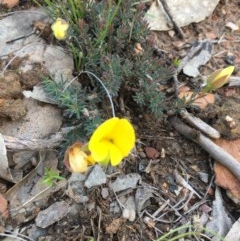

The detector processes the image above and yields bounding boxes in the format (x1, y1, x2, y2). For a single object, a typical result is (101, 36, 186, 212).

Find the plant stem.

(81, 71, 116, 117)
(94, 0, 122, 47)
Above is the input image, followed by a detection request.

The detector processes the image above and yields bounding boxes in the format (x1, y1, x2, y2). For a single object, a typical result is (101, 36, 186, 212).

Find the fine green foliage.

(43, 76, 103, 139)
(41, 168, 65, 186)
(155, 225, 226, 241)
(43, 77, 86, 119)
(36, 0, 174, 119)
(87, 238, 94, 241)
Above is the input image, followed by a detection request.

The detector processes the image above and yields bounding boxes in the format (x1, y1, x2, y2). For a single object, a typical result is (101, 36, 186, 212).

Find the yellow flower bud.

(203, 66, 235, 92)
(51, 18, 69, 40)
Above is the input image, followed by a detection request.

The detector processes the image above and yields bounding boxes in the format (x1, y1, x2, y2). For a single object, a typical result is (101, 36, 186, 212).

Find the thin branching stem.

(81, 71, 116, 117)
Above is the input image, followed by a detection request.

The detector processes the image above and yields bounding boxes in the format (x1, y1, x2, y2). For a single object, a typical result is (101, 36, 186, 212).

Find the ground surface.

(0, 1, 240, 241)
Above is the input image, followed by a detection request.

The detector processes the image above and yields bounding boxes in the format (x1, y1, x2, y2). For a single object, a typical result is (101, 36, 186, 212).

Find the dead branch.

(180, 109, 220, 139)
(3, 126, 79, 150)
(229, 76, 240, 87)
(169, 116, 240, 181)
(157, 0, 185, 39)
(173, 73, 179, 97)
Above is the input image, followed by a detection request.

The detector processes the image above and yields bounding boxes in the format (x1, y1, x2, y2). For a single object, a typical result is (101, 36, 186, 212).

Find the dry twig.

(169, 116, 240, 181)
(180, 109, 220, 139)
(97, 207, 102, 241)
(157, 0, 185, 39)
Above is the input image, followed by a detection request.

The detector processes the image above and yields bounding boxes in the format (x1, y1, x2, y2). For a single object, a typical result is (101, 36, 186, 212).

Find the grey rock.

(0, 9, 49, 57)
(205, 187, 232, 240)
(145, 0, 220, 31)
(35, 201, 69, 228)
(111, 173, 141, 193)
(198, 171, 209, 183)
(0, 9, 74, 90)
(27, 224, 48, 240)
(225, 217, 240, 241)
(84, 165, 107, 189)
(66, 173, 89, 203)
(182, 41, 213, 77)
(122, 195, 136, 222)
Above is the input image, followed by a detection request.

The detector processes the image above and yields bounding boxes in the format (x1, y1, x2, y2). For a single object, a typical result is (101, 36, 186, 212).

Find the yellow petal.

(109, 143, 123, 166)
(89, 117, 119, 149)
(89, 117, 136, 166)
(90, 140, 109, 163)
(51, 18, 69, 40)
(110, 119, 135, 157)
(86, 155, 95, 165)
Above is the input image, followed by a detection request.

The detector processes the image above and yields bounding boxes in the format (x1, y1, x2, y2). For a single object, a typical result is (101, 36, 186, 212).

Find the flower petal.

(90, 140, 109, 163)
(89, 117, 135, 166)
(109, 143, 123, 166)
(51, 18, 69, 40)
(68, 146, 88, 173)
(89, 117, 119, 149)
(110, 119, 135, 157)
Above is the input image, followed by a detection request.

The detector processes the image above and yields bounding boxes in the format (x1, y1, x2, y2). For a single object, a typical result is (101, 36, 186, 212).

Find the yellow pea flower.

(88, 117, 135, 166)
(51, 18, 69, 40)
(203, 66, 235, 92)
(64, 142, 94, 173)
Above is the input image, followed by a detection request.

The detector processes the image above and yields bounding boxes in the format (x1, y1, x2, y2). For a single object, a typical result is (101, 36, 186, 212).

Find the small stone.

(101, 188, 109, 199)
(144, 147, 160, 159)
(138, 159, 148, 172)
(66, 173, 89, 203)
(111, 173, 141, 192)
(161, 148, 166, 158)
(225, 115, 233, 122)
(122, 208, 136, 222)
(198, 172, 209, 183)
(139, 151, 146, 158)
(122, 196, 136, 222)
(27, 224, 48, 240)
(226, 22, 239, 31)
(84, 165, 107, 189)
(168, 30, 175, 38)
(35, 201, 69, 228)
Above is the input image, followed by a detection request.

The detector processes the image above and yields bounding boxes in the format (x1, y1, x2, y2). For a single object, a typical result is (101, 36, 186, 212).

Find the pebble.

(111, 173, 141, 192)
(122, 196, 136, 222)
(84, 165, 107, 189)
(144, 146, 160, 159)
(66, 173, 89, 203)
(27, 224, 48, 240)
(198, 172, 209, 183)
(35, 201, 69, 228)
